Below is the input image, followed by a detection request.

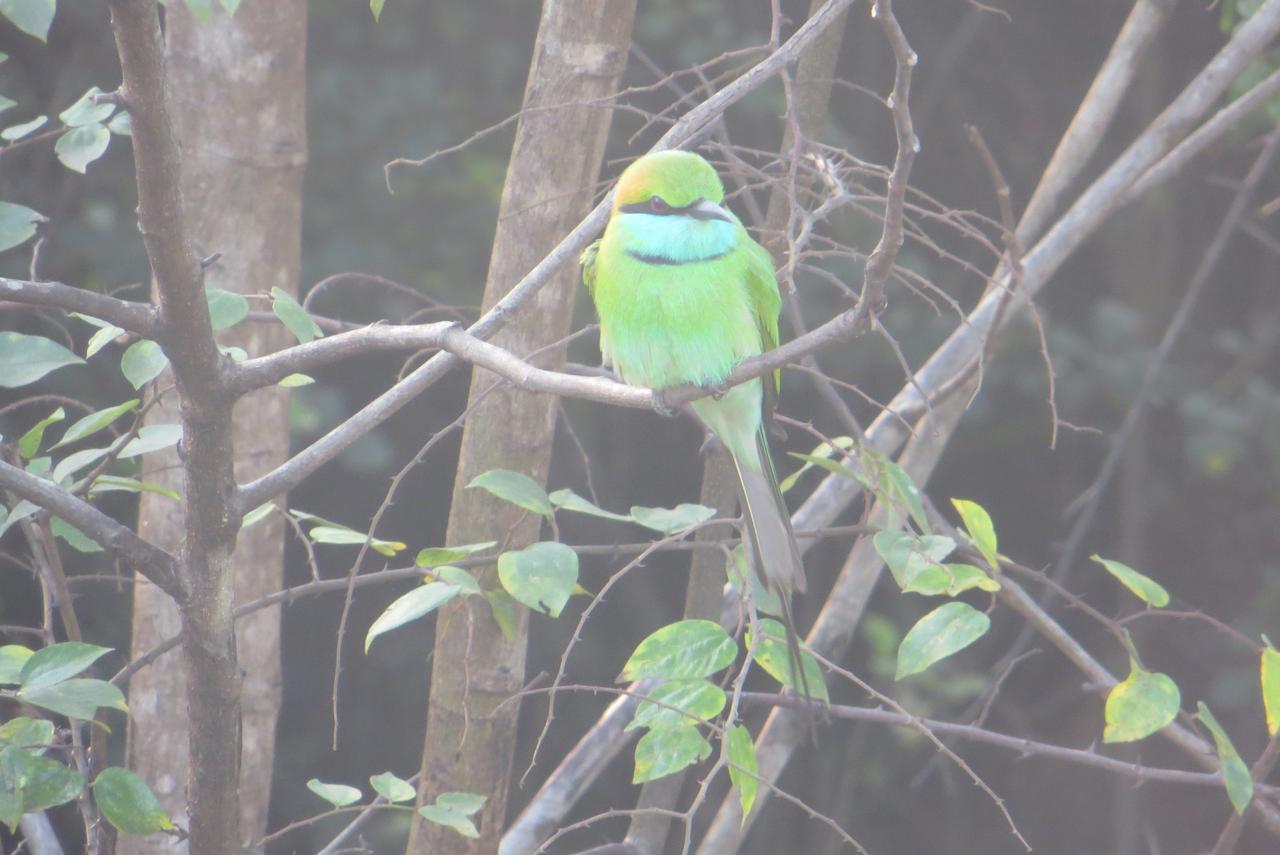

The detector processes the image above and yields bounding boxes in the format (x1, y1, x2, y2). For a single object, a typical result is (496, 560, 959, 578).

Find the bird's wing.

(743, 237, 783, 420)
(580, 239, 601, 296)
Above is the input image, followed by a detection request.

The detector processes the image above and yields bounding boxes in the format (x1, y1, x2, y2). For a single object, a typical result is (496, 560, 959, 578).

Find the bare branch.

(0, 460, 179, 597)
(0, 278, 160, 336)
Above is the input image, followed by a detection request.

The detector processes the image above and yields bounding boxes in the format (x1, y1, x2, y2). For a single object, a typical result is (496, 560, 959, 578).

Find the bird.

(582, 149, 814, 699)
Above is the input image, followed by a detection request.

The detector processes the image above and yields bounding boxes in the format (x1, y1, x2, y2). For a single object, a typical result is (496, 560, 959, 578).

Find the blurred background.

(2, 1, 1279, 852)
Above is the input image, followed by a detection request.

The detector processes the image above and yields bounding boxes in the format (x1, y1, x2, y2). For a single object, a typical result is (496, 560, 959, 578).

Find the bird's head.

(607, 151, 739, 264)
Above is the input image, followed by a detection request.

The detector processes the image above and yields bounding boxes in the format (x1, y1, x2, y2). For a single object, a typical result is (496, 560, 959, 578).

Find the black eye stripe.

(619, 200, 685, 216)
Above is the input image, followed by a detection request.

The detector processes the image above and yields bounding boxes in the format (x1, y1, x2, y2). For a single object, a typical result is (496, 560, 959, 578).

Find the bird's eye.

(649, 196, 671, 214)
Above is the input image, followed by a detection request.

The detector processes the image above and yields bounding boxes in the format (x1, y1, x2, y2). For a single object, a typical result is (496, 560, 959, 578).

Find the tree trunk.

(406, 2, 635, 852)
(123, 2, 305, 850)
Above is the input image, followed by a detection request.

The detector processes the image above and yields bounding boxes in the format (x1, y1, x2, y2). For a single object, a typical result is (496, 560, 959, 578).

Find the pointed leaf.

(0, 332, 84, 387)
(18, 407, 64, 458)
(1091, 555, 1169, 607)
(619, 619, 736, 682)
(368, 772, 415, 803)
(780, 437, 856, 493)
(306, 778, 362, 808)
(118, 424, 181, 458)
(746, 618, 828, 702)
(416, 541, 496, 567)
(0, 745, 83, 825)
(365, 583, 460, 652)
(308, 525, 405, 557)
(435, 792, 486, 815)
(418, 804, 478, 838)
(205, 285, 248, 331)
(873, 531, 956, 596)
(20, 678, 127, 719)
(629, 503, 716, 534)
(548, 488, 632, 522)
(0, 717, 53, 751)
(20, 642, 111, 690)
(93, 767, 173, 834)
(51, 517, 103, 553)
(370, 0, 386, 20)
(431, 566, 481, 596)
(466, 469, 552, 516)
(895, 602, 990, 680)
(51, 399, 139, 449)
(727, 724, 758, 819)
(120, 339, 168, 389)
(0, 645, 33, 685)
(278, 373, 314, 387)
(626, 679, 726, 732)
(1, 114, 47, 141)
(58, 87, 114, 127)
(107, 112, 131, 136)
(271, 286, 323, 343)
(1197, 702, 1254, 815)
(239, 502, 274, 530)
(497, 541, 577, 618)
(1262, 646, 1280, 736)
(1103, 662, 1179, 743)
(632, 723, 711, 783)
(951, 498, 999, 571)
(0, 201, 45, 252)
(55, 123, 110, 173)
(86, 476, 180, 501)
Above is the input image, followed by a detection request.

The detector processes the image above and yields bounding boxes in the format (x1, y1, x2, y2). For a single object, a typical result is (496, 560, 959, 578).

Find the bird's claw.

(652, 389, 679, 418)
(704, 382, 730, 400)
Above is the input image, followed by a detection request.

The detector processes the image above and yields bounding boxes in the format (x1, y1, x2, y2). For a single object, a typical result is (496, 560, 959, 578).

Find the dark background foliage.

(2, 1, 1278, 852)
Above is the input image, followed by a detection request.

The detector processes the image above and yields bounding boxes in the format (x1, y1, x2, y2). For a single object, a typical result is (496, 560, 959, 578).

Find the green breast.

(592, 237, 763, 390)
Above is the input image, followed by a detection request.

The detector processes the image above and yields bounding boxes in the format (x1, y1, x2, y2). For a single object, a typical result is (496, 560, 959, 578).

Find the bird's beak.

(688, 198, 733, 223)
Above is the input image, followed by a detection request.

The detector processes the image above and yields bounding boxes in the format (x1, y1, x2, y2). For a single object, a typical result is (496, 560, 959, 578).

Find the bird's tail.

(732, 426, 816, 702)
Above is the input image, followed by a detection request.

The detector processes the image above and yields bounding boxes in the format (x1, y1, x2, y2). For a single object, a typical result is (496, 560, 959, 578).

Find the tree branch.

(0, 278, 160, 336)
(0, 460, 179, 597)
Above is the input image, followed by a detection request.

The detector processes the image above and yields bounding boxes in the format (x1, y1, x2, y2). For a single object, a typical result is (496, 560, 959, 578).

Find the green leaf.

(51, 517, 103, 553)
(1197, 702, 1254, 815)
(726, 724, 758, 818)
(746, 618, 829, 702)
(862, 448, 929, 533)
(308, 524, 406, 557)
(55, 123, 111, 174)
(271, 286, 323, 343)
(619, 619, 737, 682)
(632, 723, 711, 784)
(120, 339, 168, 389)
(418, 804, 478, 838)
(118, 424, 181, 458)
(72, 313, 126, 358)
(58, 87, 115, 128)
(278, 373, 314, 387)
(0, 0, 56, 41)
(181, 0, 212, 24)
(626, 679, 726, 732)
(0, 645, 33, 685)
(873, 531, 956, 596)
(780, 437, 856, 493)
(86, 476, 180, 501)
(18, 407, 64, 458)
(0, 745, 83, 830)
(725, 543, 782, 617)
(365, 583, 461, 652)
(0, 332, 84, 387)
(0, 201, 45, 252)
(548, 488, 632, 522)
(0, 93, 13, 115)
(219, 0, 241, 15)
(0, 717, 53, 751)
(93, 767, 173, 835)
(20, 642, 112, 690)
(895, 602, 990, 680)
(0, 500, 37, 538)
(51, 399, 139, 449)
(784, 449, 867, 494)
(1262, 646, 1280, 736)
(466, 469, 552, 516)
(20, 678, 127, 719)
(484, 590, 519, 640)
(306, 778, 362, 808)
(629, 503, 716, 535)
(370, 0, 386, 20)
(951, 498, 999, 571)
(107, 112, 131, 136)
(416, 541, 496, 567)
(435, 792, 486, 815)
(431, 566, 481, 596)
(497, 542, 578, 618)
(239, 502, 273, 530)
(1103, 662, 1180, 743)
(1091, 555, 1169, 607)
(940, 563, 1001, 595)
(1, 114, 46, 141)
(368, 772, 415, 803)
(205, 285, 248, 331)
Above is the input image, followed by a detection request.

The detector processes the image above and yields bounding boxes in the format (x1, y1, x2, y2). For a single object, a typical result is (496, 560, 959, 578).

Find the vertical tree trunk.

(407, 2, 635, 852)
(123, 2, 306, 850)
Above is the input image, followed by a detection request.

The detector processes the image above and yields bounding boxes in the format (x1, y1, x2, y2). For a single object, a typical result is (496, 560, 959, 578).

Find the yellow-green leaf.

(727, 724, 758, 819)
(1197, 702, 1253, 815)
(951, 498, 998, 571)
(1091, 555, 1169, 607)
(1262, 646, 1280, 736)
(1103, 662, 1179, 743)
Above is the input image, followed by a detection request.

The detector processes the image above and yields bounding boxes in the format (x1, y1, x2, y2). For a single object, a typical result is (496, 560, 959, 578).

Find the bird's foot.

(652, 389, 679, 418)
(702, 382, 730, 400)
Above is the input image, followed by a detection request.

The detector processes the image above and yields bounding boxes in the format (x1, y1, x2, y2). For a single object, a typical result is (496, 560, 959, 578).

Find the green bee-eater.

(583, 150, 812, 695)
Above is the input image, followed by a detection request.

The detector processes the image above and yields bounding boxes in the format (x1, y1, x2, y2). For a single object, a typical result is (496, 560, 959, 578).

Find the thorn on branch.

(90, 89, 131, 110)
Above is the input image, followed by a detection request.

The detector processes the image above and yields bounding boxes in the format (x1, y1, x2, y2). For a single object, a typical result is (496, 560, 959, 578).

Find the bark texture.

(406, 1, 635, 851)
(123, 1, 305, 850)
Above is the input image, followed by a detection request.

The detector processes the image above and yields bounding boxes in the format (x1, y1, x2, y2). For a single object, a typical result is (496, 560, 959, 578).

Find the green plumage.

(583, 150, 812, 696)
